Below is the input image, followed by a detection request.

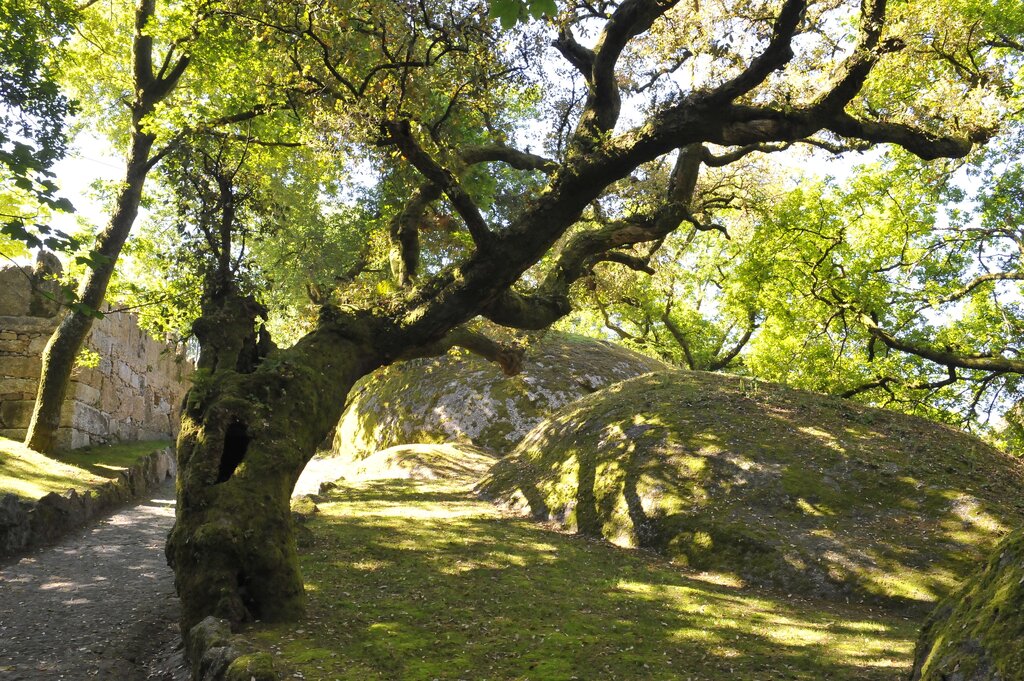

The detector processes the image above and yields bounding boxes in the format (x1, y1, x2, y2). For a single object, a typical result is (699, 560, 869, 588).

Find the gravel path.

(0, 480, 188, 681)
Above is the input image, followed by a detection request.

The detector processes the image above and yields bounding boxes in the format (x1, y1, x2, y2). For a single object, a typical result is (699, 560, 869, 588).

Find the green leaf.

(490, 0, 524, 28)
(528, 0, 557, 19)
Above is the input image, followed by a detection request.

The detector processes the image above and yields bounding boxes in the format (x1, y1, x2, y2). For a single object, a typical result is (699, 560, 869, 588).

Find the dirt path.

(0, 481, 187, 681)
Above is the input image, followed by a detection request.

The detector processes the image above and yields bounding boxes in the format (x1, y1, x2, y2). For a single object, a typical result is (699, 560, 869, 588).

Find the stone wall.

(0, 254, 193, 449)
(0, 447, 177, 559)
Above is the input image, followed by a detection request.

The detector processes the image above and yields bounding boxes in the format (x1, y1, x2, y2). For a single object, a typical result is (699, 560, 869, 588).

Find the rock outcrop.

(911, 527, 1024, 681)
(480, 371, 1024, 609)
(296, 443, 497, 495)
(332, 332, 667, 461)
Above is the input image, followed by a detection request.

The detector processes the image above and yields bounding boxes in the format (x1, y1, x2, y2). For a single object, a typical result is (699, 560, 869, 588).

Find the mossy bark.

(167, 296, 384, 631)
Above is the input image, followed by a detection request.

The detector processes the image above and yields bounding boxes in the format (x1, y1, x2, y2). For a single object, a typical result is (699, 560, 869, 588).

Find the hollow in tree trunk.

(166, 291, 384, 630)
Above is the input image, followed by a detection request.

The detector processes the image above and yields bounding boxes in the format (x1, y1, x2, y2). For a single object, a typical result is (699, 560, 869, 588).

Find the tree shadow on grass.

(484, 372, 1024, 614)
(253, 478, 917, 681)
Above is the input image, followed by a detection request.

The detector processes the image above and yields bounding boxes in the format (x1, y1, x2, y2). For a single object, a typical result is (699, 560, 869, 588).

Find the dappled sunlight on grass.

(248, 476, 919, 680)
(482, 371, 1024, 616)
(0, 436, 171, 498)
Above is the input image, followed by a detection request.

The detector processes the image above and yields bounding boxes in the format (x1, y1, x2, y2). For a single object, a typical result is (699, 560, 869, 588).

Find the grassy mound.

(911, 527, 1024, 680)
(0, 435, 172, 498)
(332, 332, 666, 461)
(479, 371, 1024, 610)
(247, 476, 920, 680)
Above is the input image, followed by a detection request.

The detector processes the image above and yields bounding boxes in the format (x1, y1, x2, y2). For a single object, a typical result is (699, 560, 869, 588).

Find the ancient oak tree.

(161, 0, 999, 640)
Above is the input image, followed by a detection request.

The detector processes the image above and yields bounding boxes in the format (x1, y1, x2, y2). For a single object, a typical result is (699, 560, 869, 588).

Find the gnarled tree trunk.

(166, 292, 385, 630)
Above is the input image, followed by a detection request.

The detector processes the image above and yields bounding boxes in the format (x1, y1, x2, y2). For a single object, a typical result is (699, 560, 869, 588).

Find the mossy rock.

(479, 371, 1024, 609)
(331, 332, 667, 460)
(911, 527, 1024, 681)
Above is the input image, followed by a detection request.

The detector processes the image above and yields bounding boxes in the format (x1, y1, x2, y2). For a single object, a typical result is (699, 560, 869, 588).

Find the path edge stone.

(0, 445, 177, 560)
(186, 616, 279, 681)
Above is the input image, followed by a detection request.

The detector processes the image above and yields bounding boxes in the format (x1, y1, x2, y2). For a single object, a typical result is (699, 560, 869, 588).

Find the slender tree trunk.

(23, 0, 189, 453)
(167, 296, 385, 631)
(25, 133, 155, 452)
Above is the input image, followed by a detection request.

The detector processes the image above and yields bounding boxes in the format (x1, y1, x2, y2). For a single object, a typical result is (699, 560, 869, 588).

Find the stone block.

(0, 337, 30, 353)
(72, 382, 102, 406)
(0, 316, 56, 334)
(0, 400, 35, 429)
(26, 334, 49, 354)
(58, 402, 76, 427)
(0, 428, 26, 440)
(0, 378, 38, 397)
(99, 378, 120, 410)
(0, 355, 41, 379)
(71, 402, 109, 436)
(0, 267, 32, 316)
(97, 355, 113, 376)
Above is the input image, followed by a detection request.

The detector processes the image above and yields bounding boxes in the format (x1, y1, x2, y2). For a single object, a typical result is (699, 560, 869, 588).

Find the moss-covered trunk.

(167, 299, 384, 632)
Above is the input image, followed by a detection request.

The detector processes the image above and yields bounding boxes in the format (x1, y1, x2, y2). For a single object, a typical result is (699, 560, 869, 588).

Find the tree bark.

(167, 296, 385, 631)
(25, 133, 155, 452)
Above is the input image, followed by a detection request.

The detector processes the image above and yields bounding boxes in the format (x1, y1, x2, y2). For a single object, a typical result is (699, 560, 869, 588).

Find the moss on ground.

(332, 331, 667, 461)
(479, 371, 1024, 610)
(0, 435, 171, 498)
(245, 475, 920, 680)
(911, 527, 1024, 680)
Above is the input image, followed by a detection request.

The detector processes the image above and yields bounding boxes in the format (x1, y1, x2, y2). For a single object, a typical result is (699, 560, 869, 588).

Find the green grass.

(0, 435, 171, 499)
(248, 476, 920, 680)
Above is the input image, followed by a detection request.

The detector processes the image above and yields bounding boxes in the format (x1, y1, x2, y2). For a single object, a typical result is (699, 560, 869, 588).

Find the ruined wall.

(0, 255, 193, 449)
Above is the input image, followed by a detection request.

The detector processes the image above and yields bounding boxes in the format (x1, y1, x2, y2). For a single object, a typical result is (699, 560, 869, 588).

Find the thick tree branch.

(825, 112, 978, 160)
(460, 144, 557, 172)
(701, 142, 791, 167)
(383, 120, 494, 249)
(703, 0, 806, 106)
(577, 0, 681, 137)
(552, 27, 595, 80)
(134, 0, 157, 93)
(807, 0, 892, 116)
(480, 288, 574, 330)
(547, 144, 705, 293)
(133, 0, 190, 111)
(861, 314, 1024, 373)
(398, 325, 524, 375)
(482, 145, 707, 331)
(597, 251, 656, 274)
(389, 182, 442, 286)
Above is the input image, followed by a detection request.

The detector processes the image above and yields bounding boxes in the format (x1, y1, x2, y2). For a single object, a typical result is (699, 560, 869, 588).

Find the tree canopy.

(0, 0, 77, 257)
